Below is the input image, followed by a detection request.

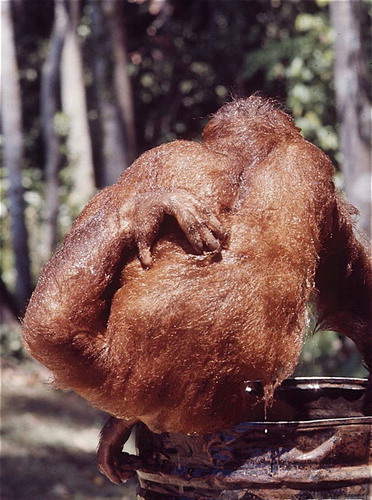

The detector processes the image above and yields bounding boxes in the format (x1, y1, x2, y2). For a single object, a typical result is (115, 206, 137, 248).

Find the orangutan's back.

(22, 96, 371, 443)
(98, 141, 326, 434)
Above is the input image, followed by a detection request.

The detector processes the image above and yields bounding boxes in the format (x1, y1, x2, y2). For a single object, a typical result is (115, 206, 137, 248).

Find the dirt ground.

(1, 357, 138, 500)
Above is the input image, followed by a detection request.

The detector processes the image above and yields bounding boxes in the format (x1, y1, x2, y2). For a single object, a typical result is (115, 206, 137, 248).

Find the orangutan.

(22, 96, 371, 484)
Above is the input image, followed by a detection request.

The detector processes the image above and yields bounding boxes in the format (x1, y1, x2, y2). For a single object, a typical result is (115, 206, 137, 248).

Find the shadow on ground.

(1, 358, 137, 500)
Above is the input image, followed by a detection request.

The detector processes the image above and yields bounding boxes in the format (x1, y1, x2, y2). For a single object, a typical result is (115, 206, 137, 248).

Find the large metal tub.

(121, 377, 372, 499)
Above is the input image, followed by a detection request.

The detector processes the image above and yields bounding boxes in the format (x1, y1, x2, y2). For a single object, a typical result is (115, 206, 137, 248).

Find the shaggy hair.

(23, 95, 371, 436)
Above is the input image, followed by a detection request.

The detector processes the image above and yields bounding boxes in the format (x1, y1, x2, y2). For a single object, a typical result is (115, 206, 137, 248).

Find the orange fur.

(22, 96, 371, 480)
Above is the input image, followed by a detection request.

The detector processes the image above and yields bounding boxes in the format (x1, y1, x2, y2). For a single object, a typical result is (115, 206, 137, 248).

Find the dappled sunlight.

(1, 359, 137, 500)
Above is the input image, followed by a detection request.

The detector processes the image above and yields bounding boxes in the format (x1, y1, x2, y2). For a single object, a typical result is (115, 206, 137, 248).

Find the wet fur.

(23, 96, 371, 436)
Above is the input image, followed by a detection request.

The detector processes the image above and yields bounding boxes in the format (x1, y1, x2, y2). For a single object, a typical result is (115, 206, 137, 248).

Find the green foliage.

(124, 0, 262, 147)
(242, 4, 339, 163)
(297, 330, 368, 378)
(0, 169, 14, 288)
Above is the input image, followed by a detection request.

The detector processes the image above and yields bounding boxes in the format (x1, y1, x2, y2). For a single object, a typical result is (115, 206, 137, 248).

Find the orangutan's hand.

(127, 189, 226, 267)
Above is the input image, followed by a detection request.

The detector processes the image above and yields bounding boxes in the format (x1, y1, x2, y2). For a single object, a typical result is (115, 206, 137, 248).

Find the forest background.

(1, 1, 371, 499)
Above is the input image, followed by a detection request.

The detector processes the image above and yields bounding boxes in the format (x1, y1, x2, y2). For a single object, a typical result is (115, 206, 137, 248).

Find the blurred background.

(1, 0, 371, 498)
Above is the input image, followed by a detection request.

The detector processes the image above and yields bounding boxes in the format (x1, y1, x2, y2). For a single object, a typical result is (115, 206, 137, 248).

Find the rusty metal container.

(124, 377, 372, 499)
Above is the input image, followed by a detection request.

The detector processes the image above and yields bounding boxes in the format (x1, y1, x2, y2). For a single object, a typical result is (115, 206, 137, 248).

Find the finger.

(184, 225, 204, 253)
(198, 225, 221, 252)
(175, 211, 217, 254)
(97, 457, 122, 485)
(168, 199, 225, 252)
(185, 203, 226, 242)
(101, 466, 122, 485)
(138, 242, 153, 268)
(178, 213, 224, 253)
(206, 213, 226, 240)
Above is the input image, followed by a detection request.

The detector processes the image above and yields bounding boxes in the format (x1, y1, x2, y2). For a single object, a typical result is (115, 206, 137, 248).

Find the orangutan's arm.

(22, 189, 225, 389)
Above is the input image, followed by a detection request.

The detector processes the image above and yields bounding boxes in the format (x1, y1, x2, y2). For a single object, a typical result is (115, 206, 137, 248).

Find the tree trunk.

(88, 1, 134, 187)
(104, 0, 137, 164)
(1, 0, 32, 313)
(330, 0, 372, 237)
(61, 0, 96, 210)
(40, 0, 68, 260)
